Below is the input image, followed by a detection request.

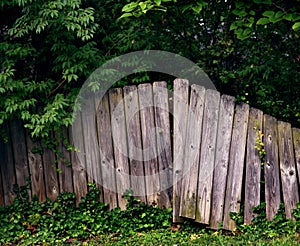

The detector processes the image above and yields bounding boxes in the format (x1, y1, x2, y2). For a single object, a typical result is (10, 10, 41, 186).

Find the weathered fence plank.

(138, 83, 160, 206)
(81, 99, 103, 200)
(10, 121, 31, 199)
(26, 134, 46, 202)
(0, 164, 3, 206)
(69, 122, 88, 205)
(42, 136, 59, 201)
(210, 95, 235, 229)
(292, 128, 300, 187)
(0, 125, 16, 205)
(124, 85, 146, 203)
(172, 78, 189, 222)
(264, 115, 281, 221)
(109, 87, 131, 210)
(56, 130, 73, 193)
(196, 89, 220, 224)
(244, 108, 263, 224)
(153, 82, 173, 208)
(278, 121, 299, 219)
(180, 85, 205, 219)
(223, 103, 249, 231)
(96, 93, 118, 209)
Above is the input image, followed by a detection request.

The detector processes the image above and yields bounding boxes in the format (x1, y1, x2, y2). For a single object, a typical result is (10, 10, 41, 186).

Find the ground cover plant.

(0, 183, 299, 245)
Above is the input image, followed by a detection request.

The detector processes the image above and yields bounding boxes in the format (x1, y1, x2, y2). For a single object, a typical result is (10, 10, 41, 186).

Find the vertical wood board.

(124, 85, 146, 203)
(263, 115, 281, 221)
(210, 95, 235, 229)
(223, 103, 249, 231)
(26, 134, 46, 202)
(69, 117, 88, 205)
(172, 79, 189, 222)
(96, 93, 118, 209)
(56, 129, 73, 193)
(10, 121, 30, 197)
(109, 88, 131, 210)
(42, 137, 59, 201)
(244, 108, 263, 224)
(278, 121, 299, 219)
(0, 126, 16, 205)
(153, 82, 173, 208)
(196, 89, 220, 224)
(138, 83, 160, 206)
(81, 99, 103, 200)
(179, 85, 205, 219)
(292, 128, 300, 188)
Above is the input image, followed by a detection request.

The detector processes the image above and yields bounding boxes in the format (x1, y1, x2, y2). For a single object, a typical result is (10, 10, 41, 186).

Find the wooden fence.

(0, 79, 299, 231)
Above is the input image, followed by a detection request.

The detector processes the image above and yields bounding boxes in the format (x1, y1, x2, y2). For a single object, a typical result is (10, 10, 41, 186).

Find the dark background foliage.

(0, 0, 299, 139)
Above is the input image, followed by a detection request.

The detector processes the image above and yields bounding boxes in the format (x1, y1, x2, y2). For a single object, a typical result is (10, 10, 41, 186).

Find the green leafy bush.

(231, 202, 300, 238)
(1, 182, 300, 245)
(0, 183, 172, 244)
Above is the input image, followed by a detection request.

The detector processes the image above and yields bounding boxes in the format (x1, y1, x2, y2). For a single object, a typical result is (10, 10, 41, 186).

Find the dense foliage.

(0, 183, 299, 245)
(0, 0, 299, 140)
(0, 183, 172, 244)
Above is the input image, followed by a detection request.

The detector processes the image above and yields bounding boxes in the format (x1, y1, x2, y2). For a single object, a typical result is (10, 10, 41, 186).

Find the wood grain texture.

(264, 115, 281, 221)
(0, 161, 3, 206)
(96, 93, 118, 209)
(69, 118, 87, 205)
(153, 82, 173, 208)
(223, 103, 249, 231)
(138, 83, 160, 206)
(109, 87, 131, 210)
(196, 89, 220, 224)
(278, 121, 299, 219)
(244, 108, 263, 224)
(81, 98, 103, 200)
(172, 78, 189, 222)
(56, 129, 73, 193)
(292, 128, 300, 188)
(180, 84, 205, 219)
(124, 85, 146, 203)
(10, 120, 31, 199)
(210, 95, 235, 229)
(26, 133, 46, 202)
(0, 124, 16, 205)
(42, 135, 59, 201)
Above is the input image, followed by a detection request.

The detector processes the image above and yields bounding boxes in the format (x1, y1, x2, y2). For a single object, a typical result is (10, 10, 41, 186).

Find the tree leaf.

(232, 9, 247, 17)
(262, 10, 274, 18)
(122, 2, 138, 13)
(154, 0, 161, 5)
(139, 2, 147, 11)
(292, 22, 300, 31)
(230, 22, 237, 31)
(119, 13, 133, 19)
(257, 17, 270, 25)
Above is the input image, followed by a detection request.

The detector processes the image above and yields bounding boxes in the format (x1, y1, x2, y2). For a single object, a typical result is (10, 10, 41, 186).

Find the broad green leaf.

(232, 9, 247, 17)
(257, 17, 270, 25)
(230, 22, 237, 31)
(249, 10, 255, 16)
(275, 11, 284, 19)
(119, 13, 133, 19)
(154, 0, 161, 5)
(284, 14, 293, 21)
(262, 10, 274, 18)
(235, 2, 245, 8)
(139, 2, 147, 11)
(192, 4, 203, 14)
(122, 2, 138, 13)
(292, 22, 300, 31)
